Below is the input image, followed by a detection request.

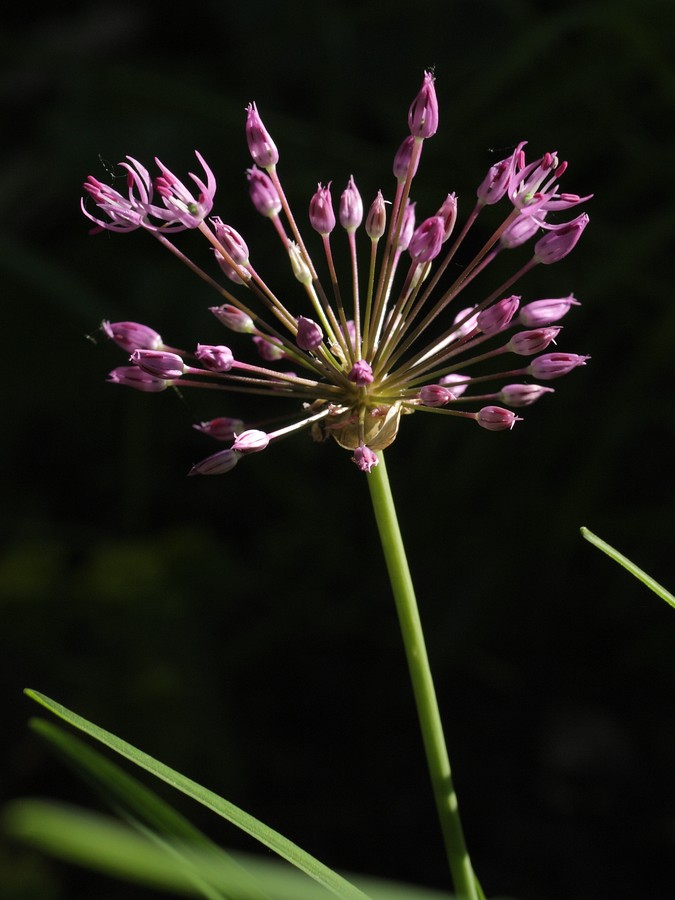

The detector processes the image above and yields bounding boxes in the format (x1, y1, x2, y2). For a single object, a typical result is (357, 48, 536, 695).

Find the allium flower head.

(83, 72, 591, 475)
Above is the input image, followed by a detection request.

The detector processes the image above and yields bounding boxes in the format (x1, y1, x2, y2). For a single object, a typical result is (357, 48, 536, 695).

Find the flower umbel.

(84, 71, 590, 474)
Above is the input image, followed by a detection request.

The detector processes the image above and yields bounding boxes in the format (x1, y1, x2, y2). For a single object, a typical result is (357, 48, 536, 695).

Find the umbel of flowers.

(83, 72, 590, 475)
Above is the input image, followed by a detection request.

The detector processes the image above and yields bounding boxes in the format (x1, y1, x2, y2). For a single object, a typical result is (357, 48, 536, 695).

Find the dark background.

(2, 1, 674, 898)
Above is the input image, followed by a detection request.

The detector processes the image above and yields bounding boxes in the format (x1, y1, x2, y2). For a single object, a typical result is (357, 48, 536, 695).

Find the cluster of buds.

(83, 71, 591, 475)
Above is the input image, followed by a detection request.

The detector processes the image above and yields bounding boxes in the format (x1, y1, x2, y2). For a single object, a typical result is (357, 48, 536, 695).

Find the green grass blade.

(581, 527, 675, 610)
(24, 690, 369, 900)
(4, 800, 460, 900)
(29, 718, 268, 900)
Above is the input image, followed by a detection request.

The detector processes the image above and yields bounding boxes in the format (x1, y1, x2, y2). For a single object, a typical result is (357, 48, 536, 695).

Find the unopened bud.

(366, 191, 387, 240)
(476, 406, 521, 431)
(210, 304, 255, 333)
(130, 349, 185, 379)
(245, 102, 279, 167)
(296, 316, 323, 351)
(408, 71, 438, 139)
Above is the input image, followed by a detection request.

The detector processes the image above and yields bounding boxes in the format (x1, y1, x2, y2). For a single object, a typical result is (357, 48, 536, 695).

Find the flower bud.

(476, 156, 512, 205)
(339, 176, 363, 231)
(309, 183, 336, 235)
(288, 241, 312, 284)
(534, 214, 589, 264)
(518, 295, 580, 327)
(452, 306, 479, 339)
(393, 135, 419, 181)
(232, 429, 269, 453)
(193, 418, 244, 441)
(500, 214, 542, 249)
(211, 218, 249, 265)
(439, 373, 470, 397)
(397, 201, 416, 250)
(476, 296, 520, 336)
(498, 384, 554, 407)
(476, 406, 521, 431)
(296, 316, 323, 351)
(436, 193, 458, 242)
(130, 349, 185, 379)
(107, 366, 170, 392)
(366, 191, 387, 241)
(528, 352, 589, 380)
(245, 102, 279, 167)
(508, 327, 561, 356)
(419, 384, 454, 407)
(409, 216, 444, 263)
(246, 166, 281, 217)
(348, 359, 374, 386)
(210, 304, 255, 333)
(102, 320, 163, 352)
(195, 344, 234, 372)
(408, 71, 438, 139)
(352, 444, 378, 473)
(252, 335, 285, 361)
(188, 448, 240, 476)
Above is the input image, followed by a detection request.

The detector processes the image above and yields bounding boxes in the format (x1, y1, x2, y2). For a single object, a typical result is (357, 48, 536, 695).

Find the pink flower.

(87, 71, 591, 475)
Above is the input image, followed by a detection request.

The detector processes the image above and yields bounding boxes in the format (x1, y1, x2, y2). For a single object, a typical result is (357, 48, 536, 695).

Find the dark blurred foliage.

(1, 1, 674, 898)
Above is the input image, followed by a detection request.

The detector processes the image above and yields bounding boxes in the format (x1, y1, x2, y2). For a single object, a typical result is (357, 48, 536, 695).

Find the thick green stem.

(367, 452, 479, 900)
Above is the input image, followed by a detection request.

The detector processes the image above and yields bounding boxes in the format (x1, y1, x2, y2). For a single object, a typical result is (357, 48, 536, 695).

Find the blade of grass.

(24, 689, 369, 900)
(29, 718, 268, 900)
(581, 527, 675, 609)
(4, 800, 460, 900)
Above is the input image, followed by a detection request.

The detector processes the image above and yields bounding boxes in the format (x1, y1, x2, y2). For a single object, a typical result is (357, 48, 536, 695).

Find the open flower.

(84, 72, 590, 475)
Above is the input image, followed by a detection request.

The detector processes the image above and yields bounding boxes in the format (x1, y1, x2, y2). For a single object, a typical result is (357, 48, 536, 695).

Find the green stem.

(367, 452, 478, 900)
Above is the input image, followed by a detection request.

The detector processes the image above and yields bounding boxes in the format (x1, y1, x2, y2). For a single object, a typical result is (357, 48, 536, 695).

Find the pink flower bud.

(476, 155, 513, 205)
(348, 359, 374, 386)
(397, 201, 416, 250)
(246, 166, 281, 217)
(439, 373, 470, 397)
(419, 384, 454, 407)
(245, 102, 279, 167)
(339, 175, 363, 231)
(393, 135, 419, 181)
(102, 320, 163, 352)
(409, 216, 444, 262)
(252, 335, 285, 361)
(189, 448, 240, 476)
(476, 406, 521, 431)
(408, 71, 438, 139)
(309, 183, 336, 235)
(352, 444, 378, 473)
(130, 349, 185, 379)
(195, 344, 234, 372)
(296, 316, 323, 351)
(232, 429, 269, 453)
(534, 214, 589, 264)
(210, 304, 255, 333)
(500, 214, 542, 249)
(477, 296, 520, 336)
(107, 366, 170, 392)
(528, 352, 589, 380)
(508, 327, 561, 356)
(452, 306, 479, 339)
(519, 295, 580, 327)
(498, 384, 554, 407)
(193, 417, 244, 441)
(436, 193, 458, 242)
(213, 250, 250, 285)
(366, 191, 387, 240)
(211, 218, 249, 264)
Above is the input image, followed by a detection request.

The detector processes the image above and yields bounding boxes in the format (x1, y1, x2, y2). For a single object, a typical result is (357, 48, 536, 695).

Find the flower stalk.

(367, 452, 479, 900)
